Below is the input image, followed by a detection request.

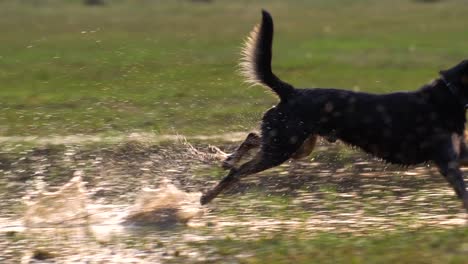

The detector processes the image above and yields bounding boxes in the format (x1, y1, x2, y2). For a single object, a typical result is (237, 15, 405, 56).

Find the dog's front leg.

(437, 162, 468, 212)
(202, 152, 269, 205)
(435, 142, 468, 212)
(201, 149, 290, 205)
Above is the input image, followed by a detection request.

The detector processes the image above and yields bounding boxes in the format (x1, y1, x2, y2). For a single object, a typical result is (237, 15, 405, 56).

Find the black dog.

(200, 10, 468, 212)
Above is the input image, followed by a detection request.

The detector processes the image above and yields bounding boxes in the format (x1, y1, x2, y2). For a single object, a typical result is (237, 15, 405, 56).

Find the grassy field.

(205, 228, 468, 264)
(2, 0, 468, 136)
(1, 0, 468, 263)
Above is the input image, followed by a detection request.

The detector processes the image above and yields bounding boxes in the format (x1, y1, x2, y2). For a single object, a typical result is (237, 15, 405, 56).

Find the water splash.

(23, 172, 89, 227)
(22, 173, 203, 229)
(124, 179, 203, 226)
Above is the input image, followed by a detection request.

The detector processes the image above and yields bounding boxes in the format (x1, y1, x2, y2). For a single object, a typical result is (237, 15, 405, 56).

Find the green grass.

(1, 0, 468, 136)
(202, 227, 468, 264)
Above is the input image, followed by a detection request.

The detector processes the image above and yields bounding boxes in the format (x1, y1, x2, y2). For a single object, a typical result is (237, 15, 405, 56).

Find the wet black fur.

(200, 10, 468, 210)
(265, 81, 466, 165)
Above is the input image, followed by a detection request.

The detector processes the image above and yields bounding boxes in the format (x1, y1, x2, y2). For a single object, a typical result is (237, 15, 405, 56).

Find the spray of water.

(23, 172, 89, 227)
(23, 173, 203, 229)
(124, 179, 203, 226)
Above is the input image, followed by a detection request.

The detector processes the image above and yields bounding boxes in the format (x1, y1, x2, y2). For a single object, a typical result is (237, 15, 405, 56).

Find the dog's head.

(440, 60, 468, 104)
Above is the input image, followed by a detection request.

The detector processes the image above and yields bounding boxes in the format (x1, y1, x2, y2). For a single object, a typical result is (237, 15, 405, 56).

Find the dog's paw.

(200, 195, 208, 205)
(200, 192, 214, 205)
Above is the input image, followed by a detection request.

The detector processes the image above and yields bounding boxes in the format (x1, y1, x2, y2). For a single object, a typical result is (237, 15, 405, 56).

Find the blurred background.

(1, 1, 468, 263)
(1, 0, 468, 137)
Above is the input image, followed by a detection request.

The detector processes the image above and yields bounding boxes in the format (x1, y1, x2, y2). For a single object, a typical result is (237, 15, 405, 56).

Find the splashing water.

(124, 179, 203, 226)
(22, 174, 203, 229)
(23, 173, 89, 227)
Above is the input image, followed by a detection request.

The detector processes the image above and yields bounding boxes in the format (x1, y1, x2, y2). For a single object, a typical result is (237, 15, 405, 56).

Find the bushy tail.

(240, 10, 295, 101)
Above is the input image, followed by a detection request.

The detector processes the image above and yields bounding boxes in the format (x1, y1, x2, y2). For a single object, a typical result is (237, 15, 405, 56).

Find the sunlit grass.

(202, 227, 468, 264)
(1, 0, 468, 136)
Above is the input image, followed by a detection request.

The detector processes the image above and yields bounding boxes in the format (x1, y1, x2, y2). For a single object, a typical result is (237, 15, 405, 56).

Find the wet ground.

(0, 135, 466, 263)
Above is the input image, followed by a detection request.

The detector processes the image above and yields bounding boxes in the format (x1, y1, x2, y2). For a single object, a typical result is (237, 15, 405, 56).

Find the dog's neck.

(438, 76, 468, 109)
(440, 75, 458, 97)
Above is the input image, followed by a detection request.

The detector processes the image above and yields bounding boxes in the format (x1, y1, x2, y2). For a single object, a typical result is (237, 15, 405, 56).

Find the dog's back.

(283, 87, 462, 164)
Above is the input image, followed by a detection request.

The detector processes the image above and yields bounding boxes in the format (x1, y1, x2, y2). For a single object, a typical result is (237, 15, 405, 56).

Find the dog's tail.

(240, 10, 295, 101)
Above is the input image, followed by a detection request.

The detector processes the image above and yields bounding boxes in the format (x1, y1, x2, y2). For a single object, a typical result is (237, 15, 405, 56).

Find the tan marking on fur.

(291, 135, 317, 159)
(239, 24, 263, 86)
(459, 157, 468, 167)
(452, 133, 461, 156)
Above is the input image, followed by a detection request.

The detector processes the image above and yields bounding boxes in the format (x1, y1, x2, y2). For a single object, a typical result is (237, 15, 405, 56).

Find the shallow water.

(0, 137, 466, 262)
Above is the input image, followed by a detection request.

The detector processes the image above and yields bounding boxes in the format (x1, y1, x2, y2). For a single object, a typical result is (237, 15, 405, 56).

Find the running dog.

(200, 10, 468, 212)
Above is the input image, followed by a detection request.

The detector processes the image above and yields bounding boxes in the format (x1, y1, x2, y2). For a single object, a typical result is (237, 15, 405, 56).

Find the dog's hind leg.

(202, 104, 310, 204)
(222, 132, 261, 170)
(201, 146, 294, 205)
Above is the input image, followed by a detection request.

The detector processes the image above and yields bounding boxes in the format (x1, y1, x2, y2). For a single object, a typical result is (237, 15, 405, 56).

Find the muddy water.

(0, 138, 466, 262)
